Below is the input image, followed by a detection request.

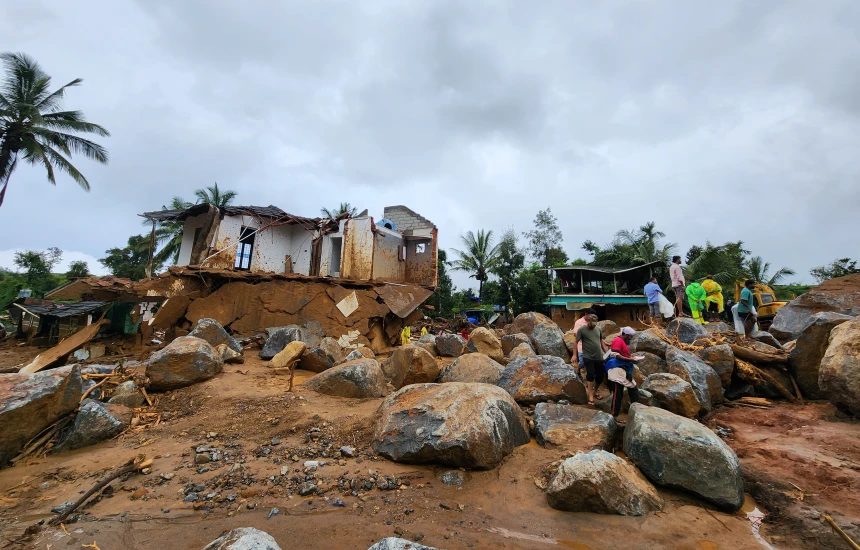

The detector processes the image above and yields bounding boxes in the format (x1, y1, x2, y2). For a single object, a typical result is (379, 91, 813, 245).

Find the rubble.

(497, 355, 587, 405)
(546, 450, 663, 516)
(145, 336, 223, 390)
(438, 353, 503, 385)
(533, 403, 617, 451)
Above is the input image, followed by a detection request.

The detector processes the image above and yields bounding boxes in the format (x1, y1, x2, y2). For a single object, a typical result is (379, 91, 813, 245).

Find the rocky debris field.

(0, 303, 859, 549)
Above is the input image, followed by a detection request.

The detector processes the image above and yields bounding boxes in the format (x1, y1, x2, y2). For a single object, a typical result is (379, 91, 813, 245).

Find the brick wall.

(382, 205, 436, 232)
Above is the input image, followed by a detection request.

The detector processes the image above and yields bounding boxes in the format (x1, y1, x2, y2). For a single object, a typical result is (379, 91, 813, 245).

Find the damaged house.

(138, 204, 438, 350)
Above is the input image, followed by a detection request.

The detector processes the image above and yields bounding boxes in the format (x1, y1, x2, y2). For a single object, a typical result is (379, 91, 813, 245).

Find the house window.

(234, 226, 255, 270)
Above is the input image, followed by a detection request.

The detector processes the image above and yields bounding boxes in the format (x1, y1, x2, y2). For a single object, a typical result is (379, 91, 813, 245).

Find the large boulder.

(697, 344, 734, 388)
(368, 539, 437, 550)
(380, 345, 440, 388)
(259, 327, 299, 360)
(436, 333, 466, 357)
(703, 322, 731, 334)
(497, 355, 587, 405)
(299, 337, 345, 373)
(642, 374, 701, 418)
(769, 274, 860, 343)
(533, 403, 616, 452)
(54, 399, 131, 452)
(509, 312, 569, 360)
(819, 318, 860, 415)
(623, 404, 744, 510)
(372, 383, 529, 469)
(270, 341, 306, 370)
(595, 389, 654, 416)
(416, 334, 438, 356)
(439, 353, 503, 385)
(629, 329, 669, 358)
(546, 450, 663, 516)
(0, 366, 83, 466)
(507, 342, 537, 363)
(788, 312, 853, 399)
(202, 527, 281, 550)
(305, 359, 387, 399)
(595, 320, 619, 337)
(665, 348, 722, 413)
(635, 352, 668, 377)
(562, 331, 578, 357)
(508, 311, 553, 336)
(666, 318, 707, 344)
(465, 327, 504, 362)
(502, 333, 531, 356)
(146, 336, 223, 391)
(188, 318, 242, 354)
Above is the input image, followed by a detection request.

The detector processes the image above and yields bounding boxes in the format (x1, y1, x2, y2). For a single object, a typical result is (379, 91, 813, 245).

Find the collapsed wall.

(138, 267, 431, 351)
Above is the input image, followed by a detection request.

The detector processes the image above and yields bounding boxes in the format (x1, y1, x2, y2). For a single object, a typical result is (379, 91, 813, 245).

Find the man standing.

(702, 275, 724, 322)
(575, 314, 609, 405)
(570, 307, 596, 367)
(737, 279, 758, 338)
(644, 277, 663, 325)
(670, 256, 686, 318)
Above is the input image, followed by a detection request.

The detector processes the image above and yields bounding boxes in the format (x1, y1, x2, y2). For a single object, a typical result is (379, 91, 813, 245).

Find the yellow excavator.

(733, 281, 788, 330)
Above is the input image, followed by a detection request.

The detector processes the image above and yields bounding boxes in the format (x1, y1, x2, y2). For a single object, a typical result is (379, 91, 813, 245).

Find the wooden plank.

(19, 319, 109, 374)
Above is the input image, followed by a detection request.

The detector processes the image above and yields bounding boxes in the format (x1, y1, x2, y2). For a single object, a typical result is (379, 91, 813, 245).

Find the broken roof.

(140, 204, 321, 226)
(13, 301, 108, 318)
(545, 260, 663, 275)
(45, 276, 134, 300)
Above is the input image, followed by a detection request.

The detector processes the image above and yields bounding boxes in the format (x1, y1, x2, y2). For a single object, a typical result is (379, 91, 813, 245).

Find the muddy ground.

(1, 346, 858, 549)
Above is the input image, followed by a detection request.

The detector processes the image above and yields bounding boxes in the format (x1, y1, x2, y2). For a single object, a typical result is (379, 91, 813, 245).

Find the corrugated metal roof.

(14, 301, 108, 318)
(140, 204, 320, 226)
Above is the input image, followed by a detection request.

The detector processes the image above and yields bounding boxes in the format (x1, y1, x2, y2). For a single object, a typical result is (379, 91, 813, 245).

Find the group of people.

(642, 256, 735, 327)
(571, 309, 640, 417)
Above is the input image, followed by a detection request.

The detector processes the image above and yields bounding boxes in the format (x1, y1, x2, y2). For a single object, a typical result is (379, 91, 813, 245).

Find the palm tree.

(152, 196, 193, 265)
(194, 182, 236, 207)
(745, 255, 795, 286)
(321, 202, 358, 219)
(615, 222, 678, 264)
(451, 230, 502, 299)
(0, 52, 109, 207)
(685, 241, 747, 286)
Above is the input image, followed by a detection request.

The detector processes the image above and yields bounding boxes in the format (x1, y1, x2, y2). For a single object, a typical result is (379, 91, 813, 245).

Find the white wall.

(177, 213, 212, 266)
(319, 221, 346, 277)
(210, 215, 314, 274)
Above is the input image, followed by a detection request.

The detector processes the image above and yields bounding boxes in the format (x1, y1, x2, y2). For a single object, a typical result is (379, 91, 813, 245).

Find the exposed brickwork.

(382, 205, 436, 232)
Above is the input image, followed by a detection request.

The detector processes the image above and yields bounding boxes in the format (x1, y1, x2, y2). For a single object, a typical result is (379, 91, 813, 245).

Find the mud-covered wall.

(405, 234, 436, 286)
(203, 216, 315, 274)
(372, 228, 405, 282)
(177, 213, 213, 266)
(341, 217, 374, 281)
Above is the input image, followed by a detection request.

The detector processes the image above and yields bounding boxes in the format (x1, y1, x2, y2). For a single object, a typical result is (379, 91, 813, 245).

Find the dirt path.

(0, 354, 853, 549)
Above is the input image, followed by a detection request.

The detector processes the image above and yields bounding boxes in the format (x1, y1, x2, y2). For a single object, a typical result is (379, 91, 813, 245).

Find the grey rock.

(788, 312, 853, 399)
(594, 388, 653, 415)
(533, 403, 616, 451)
(666, 318, 707, 344)
(298, 482, 317, 496)
(380, 345, 439, 388)
(703, 322, 731, 334)
(51, 499, 76, 514)
(497, 355, 587, 405)
(54, 399, 131, 452)
(146, 336, 223, 391)
(418, 333, 436, 345)
(343, 347, 375, 363)
(635, 352, 668, 377)
(189, 318, 242, 354)
(531, 322, 570, 360)
(623, 404, 744, 510)
(339, 446, 355, 457)
(770, 275, 860, 343)
(107, 380, 145, 408)
(439, 470, 466, 486)
(438, 353, 503, 385)
(372, 383, 530, 469)
(202, 527, 282, 550)
(665, 348, 722, 414)
(751, 331, 783, 349)
(0, 366, 83, 467)
(546, 450, 663, 516)
(300, 337, 345, 373)
(697, 344, 735, 388)
(305, 359, 387, 398)
(642, 373, 701, 418)
(259, 328, 301, 360)
(819, 317, 860, 415)
(436, 333, 466, 357)
(629, 329, 669, 358)
(368, 538, 437, 550)
(501, 333, 531, 356)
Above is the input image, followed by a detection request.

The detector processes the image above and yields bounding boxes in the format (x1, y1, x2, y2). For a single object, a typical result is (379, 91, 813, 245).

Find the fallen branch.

(80, 378, 110, 402)
(789, 374, 805, 406)
(11, 415, 73, 463)
(48, 456, 151, 526)
(730, 343, 789, 365)
(735, 359, 797, 403)
(824, 515, 860, 550)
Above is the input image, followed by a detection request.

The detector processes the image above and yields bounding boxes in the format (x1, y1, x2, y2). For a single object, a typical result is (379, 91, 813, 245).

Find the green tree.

(99, 235, 158, 281)
(11, 248, 64, 296)
(321, 202, 358, 219)
(615, 222, 677, 265)
(524, 208, 566, 268)
(194, 182, 236, 207)
(510, 263, 551, 315)
(489, 229, 525, 307)
(66, 260, 90, 278)
(745, 255, 795, 286)
(451, 230, 501, 299)
(810, 258, 860, 283)
(150, 196, 193, 265)
(685, 241, 748, 286)
(0, 52, 109, 207)
(433, 249, 456, 317)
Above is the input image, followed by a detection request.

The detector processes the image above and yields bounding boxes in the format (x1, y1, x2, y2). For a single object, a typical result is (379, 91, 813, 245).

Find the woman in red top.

(605, 327, 640, 417)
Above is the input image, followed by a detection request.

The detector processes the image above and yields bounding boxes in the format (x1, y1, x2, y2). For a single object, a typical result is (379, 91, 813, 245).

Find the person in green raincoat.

(686, 282, 708, 325)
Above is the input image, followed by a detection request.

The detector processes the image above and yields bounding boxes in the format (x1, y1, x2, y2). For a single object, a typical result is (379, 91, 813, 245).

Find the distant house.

(543, 261, 661, 331)
(140, 204, 438, 286)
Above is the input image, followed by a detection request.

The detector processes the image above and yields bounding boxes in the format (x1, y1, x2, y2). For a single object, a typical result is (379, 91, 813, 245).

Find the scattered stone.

(497, 355, 587, 405)
(107, 380, 146, 408)
(623, 404, 744, 510)
(665, 348, 722, 413)
(819, 317, 860, 415)
(267, 507, 279, 519)
(215, 343, 244, 365)
(340, 446, 355, 458)
(0, 365, 83, 467)
(697, 344, 734, 388)
(270, 341, 306, 371)
(368, 538, 437, 550)
(332, 498, 346, 507)
(502, 333, 531, 356)
(51, 500, 76, 515)
(380, 345, 440, 388)
(642, 374, 701, 418)
(300, 337, 345, 373)
(629, 329, 669, 358)
(372, 383, 529, 469)
(343, 347, 375, 362)
(305, 359, 387, 399)
(202, 527, 282, 550)
(188, 318, 243, 354)
(146, 336, 223, 391)
(666, 318, 707, 344)
(436, 334, 466, 357)
(195, 453, 211, 465)
(54, 399, 132, 452)
(635, 352, 668, 377)
(161, 472, 175, 481)
(298, 482, 317, 496)
(751, 331, 782, 349)
(464, 327, 504, 362)
(788, 312, 853, 399)
(533, 403, 616, 452)
(439, 471, 466, 486)
(259, 328, 300, 360)
(438, 353, 504, 385)
(546, 450, 663, 516)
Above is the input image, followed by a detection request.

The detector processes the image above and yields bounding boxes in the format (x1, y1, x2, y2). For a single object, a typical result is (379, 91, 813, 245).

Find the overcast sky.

(1, 0, 858, 288)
